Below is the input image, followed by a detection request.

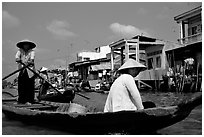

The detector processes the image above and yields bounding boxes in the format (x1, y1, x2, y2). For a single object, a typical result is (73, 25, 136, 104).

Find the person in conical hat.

(15, 39, 36, 69)
(15, 39, 37, 104)
(38, 67, 50, 99)
(40, 67, 48, 73)
(118, 58, 146, 77)
(16, 39, 36, 50)
(39, 67, 48, 79)
(104, 59, 146, 112)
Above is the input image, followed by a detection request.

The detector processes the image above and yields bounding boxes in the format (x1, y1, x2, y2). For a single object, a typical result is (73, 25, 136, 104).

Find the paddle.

(75, 92, 90, 100)
(18, 61, 90, 100)
(2, 65, 28, 81)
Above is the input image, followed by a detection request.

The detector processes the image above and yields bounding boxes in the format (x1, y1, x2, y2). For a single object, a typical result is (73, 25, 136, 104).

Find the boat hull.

(1, 103, 191, 134)
(2, 92, 202, 134)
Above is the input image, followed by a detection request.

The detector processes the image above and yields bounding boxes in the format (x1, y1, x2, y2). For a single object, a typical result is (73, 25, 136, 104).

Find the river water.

(2, 89, 202, 135)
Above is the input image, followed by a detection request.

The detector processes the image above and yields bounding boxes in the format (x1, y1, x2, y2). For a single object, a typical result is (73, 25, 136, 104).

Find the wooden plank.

(2, 98, 17, 102)
(13, 104, 43, 107)
(2, 100, 59, 110)
(25, 105, 57, 109)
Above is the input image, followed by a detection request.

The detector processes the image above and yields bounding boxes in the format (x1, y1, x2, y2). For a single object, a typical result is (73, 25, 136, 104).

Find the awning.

(164, 41, 184, 51)
(91, 63, 111, 71)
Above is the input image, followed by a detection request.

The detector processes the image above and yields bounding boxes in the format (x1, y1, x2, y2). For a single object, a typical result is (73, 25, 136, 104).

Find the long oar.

(75, 91, 90, 100)
(2, 66, 28, 81)
(19, 61, 90, 100)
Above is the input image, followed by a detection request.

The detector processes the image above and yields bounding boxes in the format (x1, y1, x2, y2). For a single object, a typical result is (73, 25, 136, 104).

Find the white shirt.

(15, 49, 35, 78)
(104, 74, 144, 112)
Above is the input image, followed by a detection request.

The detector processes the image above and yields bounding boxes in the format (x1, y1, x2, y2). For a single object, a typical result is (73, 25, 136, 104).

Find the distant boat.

(2, 92, 201, 134)
(37, 88, 75, 103)
(2, 88, 75, 103)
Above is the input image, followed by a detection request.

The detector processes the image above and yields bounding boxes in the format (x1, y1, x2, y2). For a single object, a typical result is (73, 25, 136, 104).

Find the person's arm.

(15, 50, 21, 63)
(125, 75, 144, 110)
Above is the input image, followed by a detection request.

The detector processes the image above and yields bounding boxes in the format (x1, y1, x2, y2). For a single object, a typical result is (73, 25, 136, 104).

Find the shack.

(109, 35, 182, 90)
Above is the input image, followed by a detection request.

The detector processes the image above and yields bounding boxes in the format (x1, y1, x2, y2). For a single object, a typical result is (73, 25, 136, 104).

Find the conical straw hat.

(40, 67, 48, 72)
(16, 39, 36, 49)
(118, 58, 146, 72)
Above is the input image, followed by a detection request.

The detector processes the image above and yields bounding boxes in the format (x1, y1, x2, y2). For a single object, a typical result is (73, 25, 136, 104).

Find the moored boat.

(2, 92, 202, 134)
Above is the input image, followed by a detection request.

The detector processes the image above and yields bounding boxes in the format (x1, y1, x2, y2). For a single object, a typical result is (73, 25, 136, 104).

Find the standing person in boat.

(15, 39, 37, 104)
(104, 58, 146, 112)
(38, 67, 50, 99)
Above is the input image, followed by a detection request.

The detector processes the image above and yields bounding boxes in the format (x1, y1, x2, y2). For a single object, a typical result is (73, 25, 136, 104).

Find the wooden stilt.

(180, 63, 186, 92)
(195, 63, 199, 92)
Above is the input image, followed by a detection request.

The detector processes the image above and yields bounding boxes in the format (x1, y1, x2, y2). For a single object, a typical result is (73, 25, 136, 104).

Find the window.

(156, 56, 161, 68)
(197, 24, 202, 33)
(191, 26, 197, 35)
(147, 58, 153, 70)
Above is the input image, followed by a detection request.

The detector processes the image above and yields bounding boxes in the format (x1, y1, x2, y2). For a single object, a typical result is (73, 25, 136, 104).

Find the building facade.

(69, 45, 111, 81)
(77, 45, 111, 61)
(164, 5, 202, 92)
(109, 35, 181, 89)
(69, 6, 202, 91)
(173, 6, 202, 66)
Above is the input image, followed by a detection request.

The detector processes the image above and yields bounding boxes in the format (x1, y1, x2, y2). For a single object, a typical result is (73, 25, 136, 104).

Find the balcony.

(178, 33, 202, 45)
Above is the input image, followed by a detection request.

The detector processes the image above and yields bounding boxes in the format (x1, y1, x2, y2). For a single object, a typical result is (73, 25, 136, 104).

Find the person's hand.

(27, 60, 34, 66)
(15, 59, 21, 63)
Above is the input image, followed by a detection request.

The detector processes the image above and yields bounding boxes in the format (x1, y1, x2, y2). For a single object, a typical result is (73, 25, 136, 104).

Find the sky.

(2, 1, 202, 81)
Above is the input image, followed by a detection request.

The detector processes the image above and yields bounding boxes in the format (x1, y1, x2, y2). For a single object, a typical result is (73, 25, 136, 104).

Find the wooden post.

(180, 62, 186, 92)
(172, 50, 175, 68)
(195, 63, 199, 91)
(180, 21, 184, 44)
(124, 40, 129, 62)
(121, 47, 124, 65)
(136, 36, 140, 89)
(110, 48, 114, 71)
(151, 58, 157, 91)
(136, 36, 140, 62)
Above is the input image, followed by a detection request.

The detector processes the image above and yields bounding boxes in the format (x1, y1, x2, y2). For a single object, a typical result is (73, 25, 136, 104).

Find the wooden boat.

(2, 86, 88, 103)
(2, 92, 202, 134)
(38, 88, 90, 102)
(37, 88, 75, 103)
